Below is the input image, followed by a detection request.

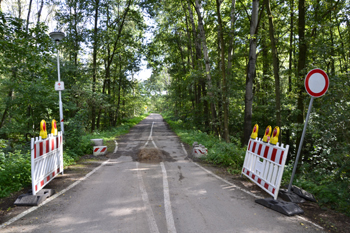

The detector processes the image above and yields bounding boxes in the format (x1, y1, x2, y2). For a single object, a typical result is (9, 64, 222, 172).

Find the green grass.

(162, 114, 246, 174)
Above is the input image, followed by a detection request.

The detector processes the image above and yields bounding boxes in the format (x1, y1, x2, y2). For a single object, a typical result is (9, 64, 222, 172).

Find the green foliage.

(283, 161, 350, 216)
(163, 113, 245, 172)
(0, 151, 31, 198)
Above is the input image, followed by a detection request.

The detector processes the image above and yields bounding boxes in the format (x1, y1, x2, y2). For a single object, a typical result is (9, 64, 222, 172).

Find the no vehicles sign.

(305, 69, 329, 97)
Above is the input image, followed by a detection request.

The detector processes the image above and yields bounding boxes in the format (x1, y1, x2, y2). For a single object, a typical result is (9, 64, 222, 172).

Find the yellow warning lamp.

(270, 126, 280, 145)
(51, 119, 58, 136)
(262, 126, 272, 143)
(250, 124, 259, 139)
(40, 120, 48, 139)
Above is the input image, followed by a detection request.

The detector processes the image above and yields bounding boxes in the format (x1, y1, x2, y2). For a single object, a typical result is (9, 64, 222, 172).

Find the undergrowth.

(0, 114, 148, 198)
(162, 114, 245, 174)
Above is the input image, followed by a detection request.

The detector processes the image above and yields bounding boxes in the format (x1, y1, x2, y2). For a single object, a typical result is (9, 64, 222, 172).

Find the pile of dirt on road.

(138, 148, 165, 163)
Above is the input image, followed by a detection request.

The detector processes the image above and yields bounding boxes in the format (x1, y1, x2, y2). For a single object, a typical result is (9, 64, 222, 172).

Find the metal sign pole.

(56, 41, 64, 134)
(287, 97, 314, 192)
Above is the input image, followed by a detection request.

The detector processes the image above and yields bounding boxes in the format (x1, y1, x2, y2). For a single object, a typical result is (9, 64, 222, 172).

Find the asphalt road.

(0, 114, 324, 232)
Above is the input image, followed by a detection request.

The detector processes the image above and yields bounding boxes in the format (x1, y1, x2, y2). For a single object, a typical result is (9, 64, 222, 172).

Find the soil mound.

(138, 148, 164, 163)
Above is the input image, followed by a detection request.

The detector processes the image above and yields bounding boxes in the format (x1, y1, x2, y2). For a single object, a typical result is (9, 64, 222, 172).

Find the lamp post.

(49, 31, 65, 134)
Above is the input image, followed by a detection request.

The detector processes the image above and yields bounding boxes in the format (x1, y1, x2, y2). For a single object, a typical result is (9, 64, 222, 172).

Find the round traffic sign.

(305, 68, 329, 97)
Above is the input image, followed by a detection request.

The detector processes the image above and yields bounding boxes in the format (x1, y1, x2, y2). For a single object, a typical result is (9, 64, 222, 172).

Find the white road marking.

(143, 121, 177, 233)
(136, 162, 160, 233)
(180, 143, 324, 230)
(0, 159, 110, 230)
(113, 140, 118, 153)
(160, 162, 177, 233)
(143, 122, 155, 148)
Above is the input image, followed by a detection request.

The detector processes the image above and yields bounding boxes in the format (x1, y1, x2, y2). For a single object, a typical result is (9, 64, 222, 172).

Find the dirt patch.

(137, 148, 176, 163)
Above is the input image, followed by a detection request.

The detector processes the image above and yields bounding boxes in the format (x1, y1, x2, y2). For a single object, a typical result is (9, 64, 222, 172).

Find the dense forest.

(0, 0, 349, 215)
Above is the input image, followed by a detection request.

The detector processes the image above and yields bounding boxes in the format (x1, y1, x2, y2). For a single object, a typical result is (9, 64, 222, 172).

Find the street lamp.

(50, 31, 65, 134)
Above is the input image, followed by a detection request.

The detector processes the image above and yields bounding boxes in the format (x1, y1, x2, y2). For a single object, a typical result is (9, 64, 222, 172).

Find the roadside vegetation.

(163, 114, 245, 174)
(163, 113, 350, 216)
(0, 114, 148, 198)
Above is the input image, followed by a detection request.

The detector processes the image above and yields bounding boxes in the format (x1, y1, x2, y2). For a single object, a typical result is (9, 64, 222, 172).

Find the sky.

(133, 10, 156, 82)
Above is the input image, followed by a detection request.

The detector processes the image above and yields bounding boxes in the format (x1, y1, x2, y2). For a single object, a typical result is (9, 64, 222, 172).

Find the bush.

(0, 150, 31, 198)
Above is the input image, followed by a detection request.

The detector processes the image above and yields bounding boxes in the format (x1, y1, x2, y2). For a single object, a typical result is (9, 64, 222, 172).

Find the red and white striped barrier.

(192, 142, 208, 158)
(242, 138, 289, 200)
(31, 132, 63, 195)
(93, 146, 107, 156)
(193, 147, 208, 155)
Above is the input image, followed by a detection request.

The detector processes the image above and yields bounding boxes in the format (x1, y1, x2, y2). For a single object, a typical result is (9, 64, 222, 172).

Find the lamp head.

(49, 31, 65, 42)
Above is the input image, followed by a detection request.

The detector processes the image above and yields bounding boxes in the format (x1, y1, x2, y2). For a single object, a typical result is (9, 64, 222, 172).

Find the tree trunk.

(17, 0, 22, 18)
(216, 0, 230, 142)
(227, 0, 236, 80)
(243, 0, 259, 145)
(91, 0, 100, 132)
(295, 0, 307, 156)
(26, 0, 33, 33)
(265, 0, 281, 136)
(37, 0, 44, 25)
(286, 0, 294, 152)
(194, 0, 218, 135)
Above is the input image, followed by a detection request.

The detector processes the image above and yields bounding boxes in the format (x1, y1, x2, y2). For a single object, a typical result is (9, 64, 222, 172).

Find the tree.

(243, 0, 259, 145)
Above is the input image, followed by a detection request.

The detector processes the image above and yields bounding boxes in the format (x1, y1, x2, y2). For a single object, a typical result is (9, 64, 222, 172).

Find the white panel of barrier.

(242, 138, 289, 200)
(31, 132, 64, 195)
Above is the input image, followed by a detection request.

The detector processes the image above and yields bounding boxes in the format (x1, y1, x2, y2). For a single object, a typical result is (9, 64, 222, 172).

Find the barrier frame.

(31, 132, 63, 195)
(242, 138, 289, 200)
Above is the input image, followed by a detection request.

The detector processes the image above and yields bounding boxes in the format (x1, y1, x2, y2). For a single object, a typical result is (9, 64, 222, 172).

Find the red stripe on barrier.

(34, 144, 37, 159)
(264, 183, 269, 190)
(271, 148, 277, 162)
(263, 146, 269, 158)
(60, 136, 62, 145)
(246, 170, 250, 176)
(252, 174, 255, 179)
(258, 178, 261, 184)
(272, 188, 275, 194)
(40, 180, 44, 187)
(57, 168, 60, 173)
(243, 168, 245, 173)
(257, 144, 262, 155)
(248, 140, 252, 151)
(101, 148, 107, 153)
(40, 142, 43, 156)
(46, 140, 49, 153)
(279, 151, 284, 165)
(35, 185, 37, 191)
(252, 142, 257, 153)
(51, 138, 54, 151)
(52, 171, 56, 177)
(94, 148, 99, 152)
(56, 137, 59, 149)
(47, 175, 50, 182)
